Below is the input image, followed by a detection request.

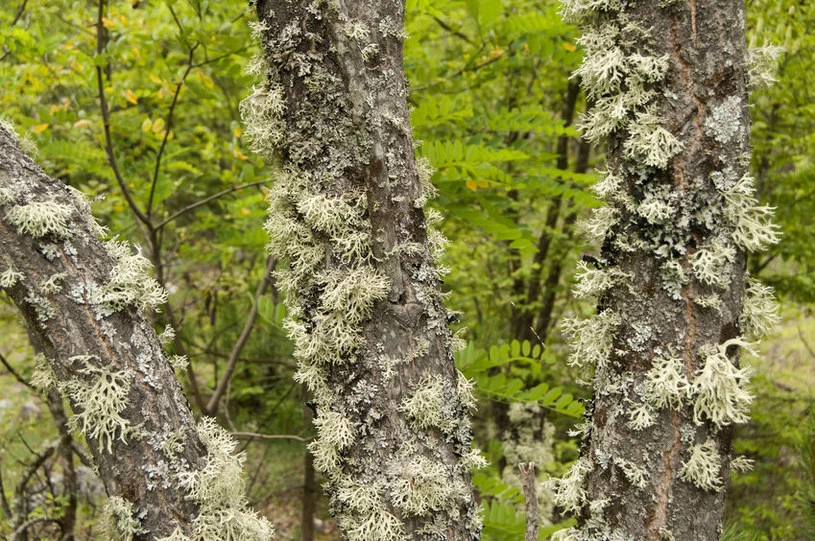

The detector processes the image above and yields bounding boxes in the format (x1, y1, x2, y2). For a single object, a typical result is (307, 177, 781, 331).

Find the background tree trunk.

(246, 1, 482, 538)
(0, 125, 272, 540)
(551, 0, 778, 539)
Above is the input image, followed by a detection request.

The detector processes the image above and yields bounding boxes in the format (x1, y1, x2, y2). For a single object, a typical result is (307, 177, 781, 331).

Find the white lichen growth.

(721, 174, 780, 252)
(730, 455, 755, 473)
(63, 355, 135, 453)
(548, 457, 592, 514)
(40, 272, 67, 295)
(678, 438, 722, 492)
(691, 239, 736, 288)
(740, 276, 780, 339)
(344, 507, 404, 541)
(95, 239, 168, 314)
(390, 453, 469, 517)
(0, 186, 15, 206)
(5, 200, 74, 238)
(644, 351, 690, 410)
(176, 417, 274, 540)
(240, 82, 286, 157)
(614, 457, 649, 489)
(169, 355, 189, 370)
(400, 375, 456, 433)
(573, 261, 630, 298)
(30, 353, 57, 391)
(748, 46, 784, 89)
(561, 310, 621, 368)
(103, 496, 142, 540)
(158, 324, 176, 345)
(314, 409, 356, 451)
(691, 338, 754, 429)
(627, 401, 656, 430)
(623, 110, 684, 169)
(0, 267, 24, 288)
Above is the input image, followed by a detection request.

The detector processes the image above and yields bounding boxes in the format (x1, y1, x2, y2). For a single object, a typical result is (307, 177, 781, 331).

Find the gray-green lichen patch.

(704, 96, 745, 145)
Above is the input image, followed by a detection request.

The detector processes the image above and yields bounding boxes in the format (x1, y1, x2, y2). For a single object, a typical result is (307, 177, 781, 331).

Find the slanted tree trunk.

(0, 125, 272, 540)
(551, 0, 779, 539)
(245, 1, 482, 539)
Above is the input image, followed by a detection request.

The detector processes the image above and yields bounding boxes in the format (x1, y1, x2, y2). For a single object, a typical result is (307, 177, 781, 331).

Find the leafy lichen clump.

(62, 355, 137, 453)
(162, 417, 274, 540)
(5, 200, 74, 238)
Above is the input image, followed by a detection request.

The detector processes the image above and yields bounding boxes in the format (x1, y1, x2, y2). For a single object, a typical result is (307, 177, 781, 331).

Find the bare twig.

(206, 256, 277, 415)
(518, 462, 539, 541)
(146, 43, 200, 218)
(11, 517, 61, 541)
(155, 180, 267, 230)
(0, 352, 35, 391)
(231, 432, 307, 443)
(95, 0, 149, 226)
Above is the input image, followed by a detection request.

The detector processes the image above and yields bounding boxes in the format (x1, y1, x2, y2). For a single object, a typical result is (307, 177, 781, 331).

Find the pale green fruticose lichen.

(627, 401, 656, 431)
(573, 261, 631, 298)
(390, 453, 469, 517)
(547, 456, 593, 514)
(614, 457, 649, 489)
(748, 46, 784, 89)
(691, 339, 753, 429)
(730, 455, 755, 472)
(158, 324, 176, 345)
(740, 276, 780, 339)
(0, 267, 24, 288)
(644, 351, 690, 410)
(169, 355, 189, 370)
(690, 239, 736, 289)
(721, 174, 780, 252)
(5, 200, 74, 238)
(678, 438, 722, 492)
(400, 375, 456, 433)
(103, 495, 142, 541)
(40, 272, 67, 295)
(0, 187, 15, 206)
(30, 353, 57, 391)
(169, 417, 274, 541)
(62, 355, 136, 453)
(94, 238, 168, 314)
(561, 310, 621, 368)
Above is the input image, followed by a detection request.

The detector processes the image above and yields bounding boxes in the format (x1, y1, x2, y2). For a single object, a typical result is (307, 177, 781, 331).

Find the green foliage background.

(0, 0, 812, 539)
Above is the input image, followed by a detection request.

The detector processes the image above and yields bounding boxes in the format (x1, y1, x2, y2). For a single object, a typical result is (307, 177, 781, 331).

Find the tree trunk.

(551, 1, 779, 539)
(246, 1, 481, 539)
(0, 125, 272, 540)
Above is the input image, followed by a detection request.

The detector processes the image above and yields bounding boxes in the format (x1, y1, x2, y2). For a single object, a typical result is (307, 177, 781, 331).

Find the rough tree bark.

(0, 124, 272, 540)
(242, 1, 482, 539)
(550, 0, 779, 539)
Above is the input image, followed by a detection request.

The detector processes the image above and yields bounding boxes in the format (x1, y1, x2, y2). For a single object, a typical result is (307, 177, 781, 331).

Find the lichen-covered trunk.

(245, 1, 481, 539)
(0, 125, 272, 540)
(551, 1, 779, 540)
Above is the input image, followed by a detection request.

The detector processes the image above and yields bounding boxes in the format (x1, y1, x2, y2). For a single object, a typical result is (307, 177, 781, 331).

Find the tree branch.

(95, 0, 150, 226)
(231, 432, 307, 443)
(146, 43, 200, 218)
(206, 256, 276, 415)
(0, 352, 35, 391)
(518, 462, 539, 541)
(155, 180, 267, 230)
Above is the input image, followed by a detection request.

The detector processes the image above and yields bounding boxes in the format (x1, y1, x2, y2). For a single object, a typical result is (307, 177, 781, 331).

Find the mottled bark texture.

(244, 1, 481, 539)
(0, 124, 272, 540)
(550, 1, 779, 540)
